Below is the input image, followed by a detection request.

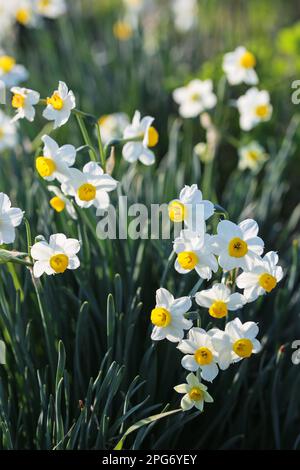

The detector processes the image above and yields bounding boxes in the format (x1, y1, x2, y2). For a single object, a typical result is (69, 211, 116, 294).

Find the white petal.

(181, 355, 198, 371)
(200, 363, 218, 382)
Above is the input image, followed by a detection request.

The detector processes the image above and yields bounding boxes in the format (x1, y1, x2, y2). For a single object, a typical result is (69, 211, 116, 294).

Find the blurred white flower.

(195, 283, 246, 319)
(122, 110, 158, 165)
(211, 219, 264, 271)
(237, 87, 272, 131)
(0, 110, 17, 151)
(47, 185, 77, 220)
(223, 46, 258, 85)
(35, 135, 76, 183)
(12, 0, 38, 27)
(236, 251, 283, 302)
(171, 0, 198, 33)
(31, 233, 80, 278)
(150, 287, 192, 343)
(43, 81, 76, 128)
(174, 373, 213, 412)
(98, 113, 129, 145)
(173, 79, 217, 118)
(238, 141, 268, 172)
(11, 86, 40, 122)
(0, 52, 28, 87)
(36, 0, 67, 18)
(0, 192, 23, 244)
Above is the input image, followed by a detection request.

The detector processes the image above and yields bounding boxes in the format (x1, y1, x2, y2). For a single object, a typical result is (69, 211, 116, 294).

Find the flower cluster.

(150, 184, 283, 412)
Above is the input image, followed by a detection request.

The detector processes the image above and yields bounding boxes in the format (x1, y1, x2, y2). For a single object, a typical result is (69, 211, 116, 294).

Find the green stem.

(95, 122, 106, 171)
(75, 114, 96, 162)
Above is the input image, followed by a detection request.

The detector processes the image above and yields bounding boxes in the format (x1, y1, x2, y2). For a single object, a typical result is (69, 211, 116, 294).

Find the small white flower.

(98, 113, 130, 145)
(195, 283, 246, 319)
(122, 110, 158, 165)
(62, 161, 118, 209)
(31, 233, 80, 278)
(168, 184, 214, 231)
(35, 135, 76, 183)
(173, 79, 217, 118)
(0, 52, 28, 87)
(223, 46, 258, 85)
(12, 0, 38, 27)
(177, 327, 219, 382)
(11, 86, 40, 122)
(171, 0, 198, 33)
(174, 373, 213, 412)
(150, 287, 192, 343)
(36, 0, 67, 18)
(236, 251, 283, 302)
(47, 185, 77, 220)
(211, 318, 261, 369)
(0, 110, 17, 151)
(237, 87, 272, 131)
(0, 192, 23, 244)
(43, 81, 76, 128)
(211, 219, 264, 271)
(238, 141, 268, 172)
(174, 229, 218, 280)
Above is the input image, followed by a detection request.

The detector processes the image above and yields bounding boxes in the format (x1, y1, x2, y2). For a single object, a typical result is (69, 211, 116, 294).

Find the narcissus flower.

(122, 111, 158, 165)
(11, 87, 40, 122)
(172, 0, 198, 33)
(0, 110, 17, 151)
(31, 233, 80, 278)
(195, 283, 246, 319)
(174, 229, 218, 280)
(223, 46, 258, 85)
(62, 162, 118, 209)
(168, 184, 214, 231)
(47, 185, 77, 220)
(237, 87, 272, 131)
(150, 287, 192, 342)
(13, 0, 37, 26)
(174, 373, 213, 412)
(35, 135, 76, 183)
(43, 81, 75, 128)
(173, 79, 217, 118)
(177, 328, 219, 382)
(236, 251, 283, 302)
(238, 141, 268, 172)
(98, 113, 129, 144)
(0, 52, 28, 87)
(36, 0, 67, 18)
(113, 20, 133, 41)
(0, 192, 23, 244)
(211, 219, 264, 271)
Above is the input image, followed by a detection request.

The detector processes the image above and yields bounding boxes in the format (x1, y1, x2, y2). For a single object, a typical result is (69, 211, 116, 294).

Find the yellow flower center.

(228, 237, 248, 258)
(239, 51, 256, 68)
(151, 307, 171, 328)
(168, 201, 186, 222)
(98, 115, 108, 126)
(194, 347, 213, 365)
(50, 196, 65, 213)
(209, 301, 228, 319)
(247, 150, 259, 161)
(147, 126, 159, 148)
(16, 8, 30, 25)
(255, 104, 269, 118)
(12, 93, 25, 109)
(189, 387, 204, 402)
(191, 92, 201, 101)
(259, 272, 277, 293)
(0, 128, 4, 139)
(50, 254, 69, 274)
(113, 21, 133, 41)
(177, 251, 198, 270)
(78, 183, 96, 202)
(0, 55, 16, 73)
(36, 157, 56, 178)
(39, 0, 51, 8)
(47, 92, 64, 111)
(233, 338, 253, 358)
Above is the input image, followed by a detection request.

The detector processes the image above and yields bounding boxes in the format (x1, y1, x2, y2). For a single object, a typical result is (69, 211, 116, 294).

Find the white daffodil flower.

(0, 192, 23, 244)
(62, 162, 118, 210)
(211, 318, 261, 369)
(173, 79, 217, 118)
(174, 229, 218, 280)
(36, 0, 67, 18)
(150, 287, 192, 343)
(12, 0, 38, 27)
(11, 86, 40, 122)
(237, 87, 272, 131)
(171, 0, 198, 33)
(35, 135, 76, 183)
(0, 110, 17, 151)
(98, 113, 130, 145)
(223, 46, 258, 86)
(47, 185, 77, 220)
(211, 219, 264, 271)
(174, 373, 213, 412)
(43, 81, 76, 128)
(31, 233, 80, 278)
(177, 327, 219, 382)
(195, 283, 246, 319)
(122, 110, 158, 165)
(0, 52, 28, 87)
(236, 251, 283, 302)
(168, 184, 214, 231)
(238, 141, 268, 172)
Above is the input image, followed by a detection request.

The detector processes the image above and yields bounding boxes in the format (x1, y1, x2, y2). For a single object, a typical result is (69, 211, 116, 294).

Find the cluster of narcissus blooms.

(150, 184, 283, 412)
